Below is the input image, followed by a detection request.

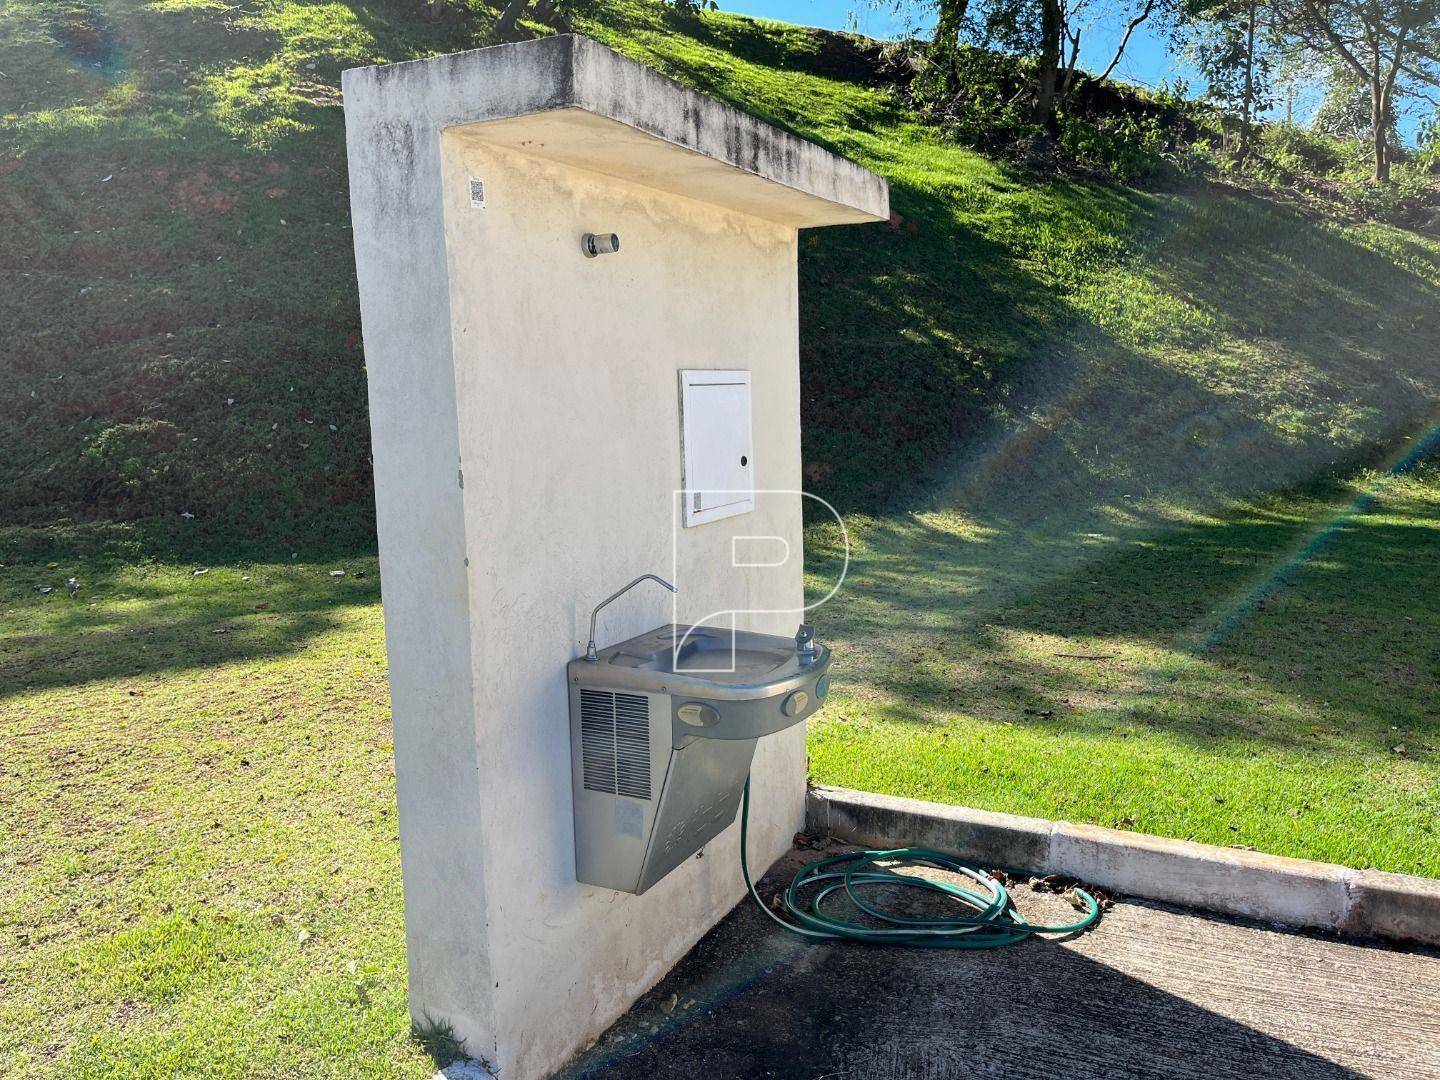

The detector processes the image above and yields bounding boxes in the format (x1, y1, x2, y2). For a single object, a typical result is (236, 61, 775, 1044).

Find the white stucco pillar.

(343, 35, 887, 1079)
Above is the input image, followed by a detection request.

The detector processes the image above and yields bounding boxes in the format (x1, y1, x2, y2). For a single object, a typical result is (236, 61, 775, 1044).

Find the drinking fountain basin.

(568, 623, 831, 742)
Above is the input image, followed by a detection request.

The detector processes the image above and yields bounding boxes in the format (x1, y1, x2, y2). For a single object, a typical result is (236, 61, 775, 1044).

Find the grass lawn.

(808, 450, 1440, 876)
(4, 454, 1439, 1073)
(0, 557, 443, 1077)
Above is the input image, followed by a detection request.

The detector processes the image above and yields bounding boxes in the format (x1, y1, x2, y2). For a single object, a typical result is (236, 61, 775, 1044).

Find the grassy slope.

(0, 0, 497, 556)
(4, 0, 1440, 1073)
(584, 7, 1440, 510)
(13, 0, 1437, 546)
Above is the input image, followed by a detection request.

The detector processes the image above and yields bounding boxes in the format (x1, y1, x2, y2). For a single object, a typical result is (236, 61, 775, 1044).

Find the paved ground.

(559, 846, 1440, 1079)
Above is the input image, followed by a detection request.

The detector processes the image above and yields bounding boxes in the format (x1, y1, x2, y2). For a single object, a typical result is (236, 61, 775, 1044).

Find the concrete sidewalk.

(559, 847, 1440, 1079)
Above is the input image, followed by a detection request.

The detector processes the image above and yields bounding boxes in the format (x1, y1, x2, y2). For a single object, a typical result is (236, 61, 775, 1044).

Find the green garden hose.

(739, 776, 1101, 948)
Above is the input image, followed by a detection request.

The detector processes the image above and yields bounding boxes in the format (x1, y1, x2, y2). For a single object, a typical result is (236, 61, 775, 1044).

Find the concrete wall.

(345, 36, 886, 1080)
(440, 132, 807, 1075)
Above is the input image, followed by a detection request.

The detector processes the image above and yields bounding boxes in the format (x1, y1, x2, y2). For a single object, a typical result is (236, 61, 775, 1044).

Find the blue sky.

(721, 0, 1186, 90)
(715, 0, 1341, 128)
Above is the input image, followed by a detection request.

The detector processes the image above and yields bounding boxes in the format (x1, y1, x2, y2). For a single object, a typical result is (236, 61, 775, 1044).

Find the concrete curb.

(806, 785, 1440, 947)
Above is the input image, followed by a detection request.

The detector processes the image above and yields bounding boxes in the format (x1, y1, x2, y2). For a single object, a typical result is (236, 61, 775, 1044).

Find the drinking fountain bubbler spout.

(585, 574, 677, 662)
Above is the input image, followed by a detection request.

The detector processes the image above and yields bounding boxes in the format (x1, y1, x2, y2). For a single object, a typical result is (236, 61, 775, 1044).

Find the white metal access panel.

(679, 369, 754, 528)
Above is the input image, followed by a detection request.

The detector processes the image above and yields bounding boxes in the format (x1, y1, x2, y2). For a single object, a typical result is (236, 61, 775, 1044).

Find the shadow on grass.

(0, 548, 380, 700)
(810, 449, 1440, 758)
(804, 171, 1438, 515)
(791, 144, 1440, 758)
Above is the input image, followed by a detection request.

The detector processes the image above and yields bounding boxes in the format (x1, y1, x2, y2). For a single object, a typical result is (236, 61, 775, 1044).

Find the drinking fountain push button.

(677, 702, 720, 727)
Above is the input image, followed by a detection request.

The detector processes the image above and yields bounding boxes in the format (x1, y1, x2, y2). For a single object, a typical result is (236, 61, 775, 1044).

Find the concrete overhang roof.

(342, 34, 890, 228)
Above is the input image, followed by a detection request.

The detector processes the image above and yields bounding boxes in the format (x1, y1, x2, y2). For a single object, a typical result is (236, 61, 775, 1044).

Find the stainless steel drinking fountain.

(568, 579, 831, 894)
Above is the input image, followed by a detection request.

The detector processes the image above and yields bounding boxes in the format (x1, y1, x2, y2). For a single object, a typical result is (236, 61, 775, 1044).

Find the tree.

(489, 0, 590, 40)
(1421, 109, 1440, 165)
(1182, 0, 1279, 157)
(968, 0, 1165, 131)
(928, 0, 975, 95)
(494, 0, 531, 40)
(1314, 60, 1399, 144)
(1277, 0, 1440, 180)
(1034, 0, 1064, 127)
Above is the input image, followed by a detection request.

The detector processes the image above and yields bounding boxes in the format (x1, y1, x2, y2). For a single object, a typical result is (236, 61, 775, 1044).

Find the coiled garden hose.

(739, 776, 1101, 948)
